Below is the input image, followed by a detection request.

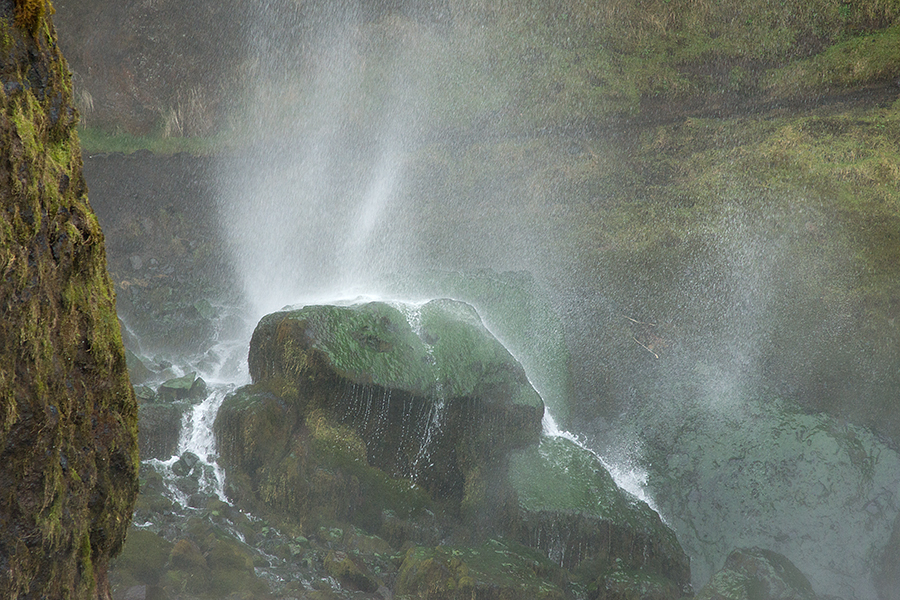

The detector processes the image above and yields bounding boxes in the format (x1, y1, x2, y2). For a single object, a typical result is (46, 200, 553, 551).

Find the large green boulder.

(217, 299, 691, 598)
(243, 299, 543, 503)
(0, 4, 139, 599)
(509, 435, 691, 597)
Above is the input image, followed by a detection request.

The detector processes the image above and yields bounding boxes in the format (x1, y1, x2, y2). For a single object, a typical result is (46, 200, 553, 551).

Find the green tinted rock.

(640, 394, 900, 594)
(158, 371, 207, 401)
(249, 299, 541, 410)
(125, 347, 155, 385)
(510, 436, 690, 591)
(696, 547, 816, 600)
(378, 269, 572, 422)
(241, 299, 543, 508)
(0, 7, 139, 599)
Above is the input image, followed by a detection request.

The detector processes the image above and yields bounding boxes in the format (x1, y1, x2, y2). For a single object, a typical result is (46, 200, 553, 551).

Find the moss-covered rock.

(215, 385, 435, 538)
(242, 299, 543, 510)
(0, 2, 139, 598)
(509, 436, 691, 596)
(376, 269, 574, 425)
(636, 394, 900, 596)
(249, 299, 542, 410)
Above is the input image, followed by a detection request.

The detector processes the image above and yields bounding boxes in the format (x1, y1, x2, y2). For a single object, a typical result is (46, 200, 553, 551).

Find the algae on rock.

(0, 2, 139, 598)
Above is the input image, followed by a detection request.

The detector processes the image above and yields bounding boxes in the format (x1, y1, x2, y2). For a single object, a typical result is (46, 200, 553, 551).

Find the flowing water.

(149, 4, 900, 599)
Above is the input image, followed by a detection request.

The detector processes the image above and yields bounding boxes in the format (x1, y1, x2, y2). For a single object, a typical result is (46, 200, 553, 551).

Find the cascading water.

(192, 3, 900, 599)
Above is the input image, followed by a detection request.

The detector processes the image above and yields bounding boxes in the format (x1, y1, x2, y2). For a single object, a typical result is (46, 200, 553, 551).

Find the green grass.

(77, 125, 231, 156)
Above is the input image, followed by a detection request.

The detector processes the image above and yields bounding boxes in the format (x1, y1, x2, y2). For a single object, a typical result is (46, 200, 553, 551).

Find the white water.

(175, 387, 231, 502)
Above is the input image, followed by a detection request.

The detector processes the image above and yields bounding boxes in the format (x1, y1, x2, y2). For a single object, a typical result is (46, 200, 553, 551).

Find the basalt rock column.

(0, 1, 139, 598)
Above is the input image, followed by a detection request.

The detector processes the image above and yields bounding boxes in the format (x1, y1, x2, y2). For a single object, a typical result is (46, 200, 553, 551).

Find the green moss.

(256, 300, 542, 407)
(0, 5, 139, 598)
(768, 24, 900, 95)
(77, 124, 233, 156)
(509, 435, 667, 534)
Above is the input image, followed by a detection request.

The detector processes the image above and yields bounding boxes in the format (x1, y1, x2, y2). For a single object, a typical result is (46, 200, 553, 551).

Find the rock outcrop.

(634, 394, 900, 597)
(0, 1, 139, 597)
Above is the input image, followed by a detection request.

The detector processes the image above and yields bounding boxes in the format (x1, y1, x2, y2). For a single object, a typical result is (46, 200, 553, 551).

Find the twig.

(623, 314, 657, 327)
(632, 335, 659, 359)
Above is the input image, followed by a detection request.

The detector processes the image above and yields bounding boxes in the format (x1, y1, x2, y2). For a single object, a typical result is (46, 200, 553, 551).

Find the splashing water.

(542, 412, 659, 515)
(176, 387, 231, 502)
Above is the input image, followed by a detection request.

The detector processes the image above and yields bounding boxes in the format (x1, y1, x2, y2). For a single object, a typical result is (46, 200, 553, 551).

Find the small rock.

(158, 372, 207, 402)
(172, 451, 200, 477)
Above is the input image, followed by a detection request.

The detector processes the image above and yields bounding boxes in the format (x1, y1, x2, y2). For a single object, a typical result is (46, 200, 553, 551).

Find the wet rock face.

(510, 436, 692, 597)
(0, 4, 139, 598)
(638, 396, 900, 598)
(244, 300, 544, 503)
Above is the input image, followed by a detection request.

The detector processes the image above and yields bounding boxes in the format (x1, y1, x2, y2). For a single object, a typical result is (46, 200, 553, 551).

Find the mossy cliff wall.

(0, 1, 139, 598)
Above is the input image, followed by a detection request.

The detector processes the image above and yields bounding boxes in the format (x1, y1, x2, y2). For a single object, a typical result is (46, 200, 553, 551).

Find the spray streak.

(542, 412, 660, 516)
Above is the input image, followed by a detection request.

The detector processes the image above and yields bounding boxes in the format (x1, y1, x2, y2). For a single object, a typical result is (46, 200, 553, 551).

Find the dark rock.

(245, 299, 543, 503)
(133, 385, 157, 403)
(125, 347, 155, 385)
(137, 403, 182, 460)
(324, 550, 381, 592)
(696, 547, 817, 600)
(172, 451, 200, 477)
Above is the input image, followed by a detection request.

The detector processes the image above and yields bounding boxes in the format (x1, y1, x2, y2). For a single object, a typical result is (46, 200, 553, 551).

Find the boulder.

(137, 402, 182, 459)
(635, 395, 900, 597)
(509, 435, 691, 597)
(0, 5, 139, 598)
(243, 299, 543, 504)
(216, 299, 690, 599)
(125, 347, 156, 385)
(696, 547, 817, 600)
(376, 269, 574, 423)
